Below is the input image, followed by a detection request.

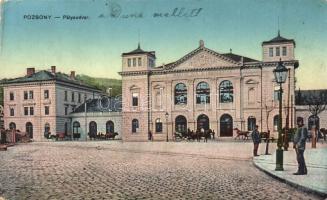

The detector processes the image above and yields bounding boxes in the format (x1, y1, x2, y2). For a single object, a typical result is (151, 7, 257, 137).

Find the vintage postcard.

(0, 0, 326, 199)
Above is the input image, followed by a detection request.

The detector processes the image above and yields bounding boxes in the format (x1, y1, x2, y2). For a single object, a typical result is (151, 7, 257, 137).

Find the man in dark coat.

(251, 125, 260, 156)
(293, 118, 308, 175)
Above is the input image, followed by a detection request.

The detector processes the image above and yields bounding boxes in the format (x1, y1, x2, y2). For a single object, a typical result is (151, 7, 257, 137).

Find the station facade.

(119, 33, 299, 141)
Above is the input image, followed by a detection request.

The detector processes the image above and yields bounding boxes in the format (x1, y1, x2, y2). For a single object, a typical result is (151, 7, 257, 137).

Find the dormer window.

(276, 47, 280, 56)
(269, 48, 273, 57)
(138, 57, 142, 66)
(282, 47, 287, 56)
(127, 58, 131, 67)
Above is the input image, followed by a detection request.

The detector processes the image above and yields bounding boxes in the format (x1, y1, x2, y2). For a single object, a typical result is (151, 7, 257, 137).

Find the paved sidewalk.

(253, 145, 327, 198)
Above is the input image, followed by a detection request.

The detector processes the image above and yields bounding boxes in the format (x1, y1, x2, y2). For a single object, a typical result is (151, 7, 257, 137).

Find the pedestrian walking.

(148, 130, 153, 141)
(293, 118, 308, 175)
(251, 125, 260, 156)
(212, 130, 215, 140)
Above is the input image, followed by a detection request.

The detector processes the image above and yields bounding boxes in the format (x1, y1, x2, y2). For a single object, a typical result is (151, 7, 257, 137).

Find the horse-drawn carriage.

(88, 132, 118, 140)
(174, 129, 213, 142)
(233, 128, 251, 140)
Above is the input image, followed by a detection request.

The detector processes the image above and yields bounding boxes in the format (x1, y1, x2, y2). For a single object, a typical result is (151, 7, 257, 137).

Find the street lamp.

(165, 112, 169, 142)
(273, 58, 288, 171)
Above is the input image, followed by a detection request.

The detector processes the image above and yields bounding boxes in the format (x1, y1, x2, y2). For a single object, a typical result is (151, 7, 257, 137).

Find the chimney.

(70, 71, 75, 79)
(26, 68, 35, 76)
(51, 66, 56, 74)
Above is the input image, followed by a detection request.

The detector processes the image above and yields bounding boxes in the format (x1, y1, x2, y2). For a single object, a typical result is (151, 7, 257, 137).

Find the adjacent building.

(70, 96, 122, 140)
(119, 33, 299, 141)
(2, 66, 102, 141)
(295, 89, 327, 130)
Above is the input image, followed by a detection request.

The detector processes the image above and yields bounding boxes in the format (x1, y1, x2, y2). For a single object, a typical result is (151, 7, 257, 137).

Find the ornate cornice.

(164, 46, 241, 70)
(119, 60, 299, 77)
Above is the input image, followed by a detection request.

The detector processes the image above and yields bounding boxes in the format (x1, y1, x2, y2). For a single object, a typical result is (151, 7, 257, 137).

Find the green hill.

(75, 75, 122, 97)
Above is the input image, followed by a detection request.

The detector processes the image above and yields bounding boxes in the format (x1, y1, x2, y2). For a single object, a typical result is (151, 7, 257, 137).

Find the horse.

(174, 132, 183, 140)
(106, 132, 118, 140)
(233, 128, 250, 140)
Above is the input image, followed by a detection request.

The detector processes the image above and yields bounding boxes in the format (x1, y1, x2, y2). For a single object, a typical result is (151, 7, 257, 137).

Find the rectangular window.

(132, 93, 138, 106)
(10, 92, 14, 101)
(30, 107, 34, 115)
(133, 58, 136, 67)
(45, 106, 49, 115)
(78, 93, 81, 103)
(274, 90, 280, 101)
(156, 122, 163, 133)
(127, 58, 131, 67)
(138, 57, 142, 66)
(65, 106, 68, 115)
(44, 90, 49, 99)
(24, 91, 28, 100)
(269, 48, 273, 57)
(71, 92, 75, 102)
(10, 108, 14, 116)
(282, 47, 287, 56)
(29, 91, 33, 99)
(276, 47, 280, 56)
(24, 107, 28, 115)
(64, 91, 68, 101)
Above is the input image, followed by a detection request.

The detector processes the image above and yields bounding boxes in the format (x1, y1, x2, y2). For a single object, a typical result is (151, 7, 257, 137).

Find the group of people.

(251, 118, 308, 175)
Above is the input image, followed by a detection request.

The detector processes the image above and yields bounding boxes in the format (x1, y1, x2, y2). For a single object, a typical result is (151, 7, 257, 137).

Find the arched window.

(73, 121, 80, 134)
(9, 122, 16, 130)
(248, 117, 256, 131)
(175, 115, 187, 133)
(308, 115, 319, 130)
(273, 115, 279, 131)
(219, 80, 233, 103)
(44, 123, 50, 133)
(196, 82, 210, 104)
(155, 118, 163, 133)
(132, 119, 139, 133)
(106, 121, 115, 133)
(175, 83, 187, 104)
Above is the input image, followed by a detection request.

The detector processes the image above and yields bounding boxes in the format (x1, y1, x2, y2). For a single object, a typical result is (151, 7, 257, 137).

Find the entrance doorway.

(175, 115, 187, 133)
(26, 122, 33, 139)
(89, 121, 97, 137)
(197, 114, 209, 131)
(220, 114, 233, 137)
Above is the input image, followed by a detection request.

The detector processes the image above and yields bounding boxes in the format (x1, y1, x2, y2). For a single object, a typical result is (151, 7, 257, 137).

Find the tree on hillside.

(75, 74, 122, 96)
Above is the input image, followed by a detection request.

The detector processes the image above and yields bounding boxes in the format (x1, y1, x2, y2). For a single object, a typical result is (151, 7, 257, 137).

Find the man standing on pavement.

(251, 125, 260, 156)
(293, 118, 308, 175)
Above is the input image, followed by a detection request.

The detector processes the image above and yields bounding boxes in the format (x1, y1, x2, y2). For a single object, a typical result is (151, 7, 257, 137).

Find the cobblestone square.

(0, 141, 323, 200)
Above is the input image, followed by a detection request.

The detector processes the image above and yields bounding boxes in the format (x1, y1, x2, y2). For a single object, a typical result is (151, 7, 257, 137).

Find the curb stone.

(252, 160, 327, 199)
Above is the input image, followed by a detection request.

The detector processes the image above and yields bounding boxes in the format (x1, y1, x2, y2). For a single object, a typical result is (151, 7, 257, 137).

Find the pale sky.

(0, 0, 326, 90)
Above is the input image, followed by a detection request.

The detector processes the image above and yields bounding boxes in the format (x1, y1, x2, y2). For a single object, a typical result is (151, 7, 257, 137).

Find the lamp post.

(165, 112, 169, 142)
(273, 59, 288, 171)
